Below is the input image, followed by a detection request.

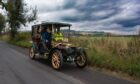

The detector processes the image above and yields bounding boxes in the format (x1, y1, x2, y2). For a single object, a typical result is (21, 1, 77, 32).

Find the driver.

(42, 28, 52, 50)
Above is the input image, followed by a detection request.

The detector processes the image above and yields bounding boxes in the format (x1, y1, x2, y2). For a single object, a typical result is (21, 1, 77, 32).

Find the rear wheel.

(51, 50, 63, 70)
(29, 47, 36, 60)
(75, 51, 87, 68)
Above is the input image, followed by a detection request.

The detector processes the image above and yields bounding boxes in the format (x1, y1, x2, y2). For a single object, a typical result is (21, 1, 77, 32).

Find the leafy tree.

(0, 0, 4, 7)
(0, 0, 7, 10)
(0, 14, 5, 35)
(7, 0, 37, 38)
(0, 14, 5, 32)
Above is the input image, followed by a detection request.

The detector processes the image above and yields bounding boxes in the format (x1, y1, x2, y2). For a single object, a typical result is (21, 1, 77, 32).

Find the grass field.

(70, 36, 140, 78)
(0, 32, 140, 78)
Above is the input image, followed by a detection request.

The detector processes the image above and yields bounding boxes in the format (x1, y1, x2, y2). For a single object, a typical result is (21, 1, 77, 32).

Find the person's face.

(47, 28, 51, 33)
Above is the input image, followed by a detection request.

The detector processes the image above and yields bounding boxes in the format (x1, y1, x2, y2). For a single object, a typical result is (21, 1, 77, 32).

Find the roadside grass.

(0, 32, 32, 48)
(70, 36, 140, 78)
(9, 40, 31, 48)
(9, 32, 32, 48)
(0, 34, 10, 41)
(0, 33, 140, 78)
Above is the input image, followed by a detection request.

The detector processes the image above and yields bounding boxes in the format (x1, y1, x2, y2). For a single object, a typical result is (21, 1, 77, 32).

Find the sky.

(2, 0, 140, 35)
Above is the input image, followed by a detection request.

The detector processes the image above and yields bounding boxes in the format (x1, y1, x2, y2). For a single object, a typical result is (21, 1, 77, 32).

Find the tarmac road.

(0, 41, 136, 84)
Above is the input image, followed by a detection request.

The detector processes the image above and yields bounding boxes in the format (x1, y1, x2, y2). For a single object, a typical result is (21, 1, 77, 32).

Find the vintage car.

(29, 22, 87, 70)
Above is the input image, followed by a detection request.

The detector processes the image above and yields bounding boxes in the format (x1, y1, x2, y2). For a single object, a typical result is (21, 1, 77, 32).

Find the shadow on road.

(34, 58, 82, 71)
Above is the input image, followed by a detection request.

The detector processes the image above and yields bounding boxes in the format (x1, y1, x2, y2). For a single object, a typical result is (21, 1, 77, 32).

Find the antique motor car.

(29, 22, 87, 70)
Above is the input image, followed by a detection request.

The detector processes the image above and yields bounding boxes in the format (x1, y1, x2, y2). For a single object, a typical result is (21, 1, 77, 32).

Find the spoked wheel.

(75, 51, 87, 68)
(51, 50, 63, 70)
(29, 47, 36, 60)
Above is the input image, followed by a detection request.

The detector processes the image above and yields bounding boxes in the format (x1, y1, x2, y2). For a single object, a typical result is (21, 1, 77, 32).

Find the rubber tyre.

(51, 50, 63, 70)
(29, 47, 36, 60)
(75, 51, 87, 68)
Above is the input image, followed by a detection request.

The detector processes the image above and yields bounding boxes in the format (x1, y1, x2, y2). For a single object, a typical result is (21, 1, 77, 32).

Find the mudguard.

(77, 47, 86, 55)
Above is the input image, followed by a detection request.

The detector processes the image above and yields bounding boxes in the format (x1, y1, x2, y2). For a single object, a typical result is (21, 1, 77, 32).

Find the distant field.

(0, 32, 140, 78)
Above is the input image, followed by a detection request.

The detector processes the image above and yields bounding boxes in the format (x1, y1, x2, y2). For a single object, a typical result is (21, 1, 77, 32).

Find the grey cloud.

(26, 0, 140, 35)
(60, 0, 120, 22)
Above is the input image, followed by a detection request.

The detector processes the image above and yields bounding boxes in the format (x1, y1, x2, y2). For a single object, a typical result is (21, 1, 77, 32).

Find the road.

(0, 41, 136, 84)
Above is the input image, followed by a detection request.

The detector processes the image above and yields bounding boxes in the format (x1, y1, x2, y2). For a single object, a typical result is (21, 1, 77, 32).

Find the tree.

(0, 0, 4, 8)
(7, 0, 37, 38)
(0, 0, 7, 10)
(0, 14, 5, 35)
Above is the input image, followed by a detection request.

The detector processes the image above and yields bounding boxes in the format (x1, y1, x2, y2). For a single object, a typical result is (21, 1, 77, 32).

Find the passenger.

(54, 28, 64, 41)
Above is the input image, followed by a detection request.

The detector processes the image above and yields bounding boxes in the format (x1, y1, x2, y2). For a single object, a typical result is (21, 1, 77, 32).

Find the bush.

(14, 32, 31, 41)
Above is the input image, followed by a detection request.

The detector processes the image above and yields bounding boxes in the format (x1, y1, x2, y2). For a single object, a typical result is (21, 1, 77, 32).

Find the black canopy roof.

(33, 22, 72, 28)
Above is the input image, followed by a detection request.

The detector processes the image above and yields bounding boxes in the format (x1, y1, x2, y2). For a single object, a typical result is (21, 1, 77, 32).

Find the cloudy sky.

(26, 0, 139, 34)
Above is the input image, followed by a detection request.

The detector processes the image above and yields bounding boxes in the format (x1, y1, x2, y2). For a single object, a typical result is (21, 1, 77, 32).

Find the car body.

(29, 22, 87, 70)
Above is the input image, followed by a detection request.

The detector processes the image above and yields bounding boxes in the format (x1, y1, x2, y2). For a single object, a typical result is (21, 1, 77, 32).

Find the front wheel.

(51, 50, 63, 70)
(29, 47, 36, 60)
(75, 51, 87, 68)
